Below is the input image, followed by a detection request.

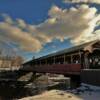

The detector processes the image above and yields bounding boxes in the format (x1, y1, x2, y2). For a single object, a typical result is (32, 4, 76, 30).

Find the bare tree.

(11, 56, 24, 67)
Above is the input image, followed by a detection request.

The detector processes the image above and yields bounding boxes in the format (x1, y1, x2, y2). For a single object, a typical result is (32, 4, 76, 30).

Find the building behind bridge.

(0, 56, 24, 68)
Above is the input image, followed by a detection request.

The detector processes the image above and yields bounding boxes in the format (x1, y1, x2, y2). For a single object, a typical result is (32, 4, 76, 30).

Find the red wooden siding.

(23, 64, 81, 75)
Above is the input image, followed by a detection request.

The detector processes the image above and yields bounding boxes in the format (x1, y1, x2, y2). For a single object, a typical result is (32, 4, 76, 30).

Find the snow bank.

(19, 83, 100, 100)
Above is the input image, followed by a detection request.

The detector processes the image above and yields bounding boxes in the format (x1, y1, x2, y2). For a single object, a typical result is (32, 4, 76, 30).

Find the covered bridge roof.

(23, 40, 100, 65)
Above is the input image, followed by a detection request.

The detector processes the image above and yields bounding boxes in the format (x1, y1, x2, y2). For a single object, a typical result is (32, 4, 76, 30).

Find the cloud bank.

(0, 4, 100, 53)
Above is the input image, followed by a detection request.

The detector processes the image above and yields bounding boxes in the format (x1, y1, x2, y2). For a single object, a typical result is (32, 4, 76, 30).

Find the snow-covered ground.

(19, 89, 81, 100)
(76, 83, 100, 100)
(19, 83, 100, 100)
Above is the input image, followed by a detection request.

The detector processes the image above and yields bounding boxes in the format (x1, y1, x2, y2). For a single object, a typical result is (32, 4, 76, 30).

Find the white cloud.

(0, 21, 42, 52)
(64, 0, 100, 4)
(36, 5, 100, 44)
(0, 14, 52, 52)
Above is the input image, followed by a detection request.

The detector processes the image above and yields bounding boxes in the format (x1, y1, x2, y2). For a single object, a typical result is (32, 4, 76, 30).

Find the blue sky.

(0, 0, 64, 24)
(0, 0, 100, 61)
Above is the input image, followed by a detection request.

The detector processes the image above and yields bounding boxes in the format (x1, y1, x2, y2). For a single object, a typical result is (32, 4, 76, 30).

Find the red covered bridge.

(22, 40, 100, 76)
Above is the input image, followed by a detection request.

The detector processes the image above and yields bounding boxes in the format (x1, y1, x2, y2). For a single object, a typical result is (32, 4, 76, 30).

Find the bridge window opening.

(55, 56, 59, 64)
(35, 61, 37, 66)
(30, 62, 33, 66)
(65, 55, 71, 64)
(55, 56, 57, 64)
(44, 59, 46, 65)
(36, 60, 40, 66)
(47, 57, 53, 65)
(47, 58, 50, 65)
(47, 57, 54, 65)
(52, 58, 54, 64)
(41, 60, 45, 65)
(59, 55, 64, 64)
(72, 54, 80, 64)
(45, 59, 47, 65)
(55, 55, 64, 64)
(38, 61, 41, 66)
(32, 61, 35, 66)
(52, 56, 56, 64)
(33, 61, 36, 66)
(34, 61, 37, 66)
(54, 57, 56, 64)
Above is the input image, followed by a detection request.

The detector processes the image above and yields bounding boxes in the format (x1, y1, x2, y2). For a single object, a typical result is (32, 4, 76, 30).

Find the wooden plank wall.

(81, 69, 100, 86)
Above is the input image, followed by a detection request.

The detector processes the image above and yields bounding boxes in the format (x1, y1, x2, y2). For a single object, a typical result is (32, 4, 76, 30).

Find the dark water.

(0, 81, 80, 100)
(0, 75, 80, 100)
(0, 81, 38, 100)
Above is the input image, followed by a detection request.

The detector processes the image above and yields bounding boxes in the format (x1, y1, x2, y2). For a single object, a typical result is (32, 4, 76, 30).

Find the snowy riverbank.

(19, 83, 100, 100)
